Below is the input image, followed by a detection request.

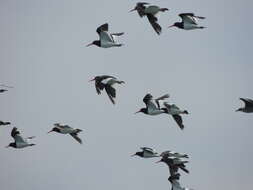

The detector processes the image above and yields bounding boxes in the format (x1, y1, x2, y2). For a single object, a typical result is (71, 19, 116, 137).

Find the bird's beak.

(155, 160, 161, 163)
(47, 130, 53, 134)
(131, 154, 136, 157)
(168, 24, 175, 28)
(86, 43, 93, 47)
(129, 8, 136, 12)
(134, 110, 141, 114)
(88, 78, 95, 82)
(5, 145, 10, 148)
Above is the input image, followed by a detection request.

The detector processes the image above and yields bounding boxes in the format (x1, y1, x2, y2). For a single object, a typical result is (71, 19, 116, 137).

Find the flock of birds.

(1, 2, 253, 190)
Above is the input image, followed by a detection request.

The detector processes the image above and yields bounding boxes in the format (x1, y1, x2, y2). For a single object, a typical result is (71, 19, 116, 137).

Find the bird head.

(47, 127, 60, 133)
(86, 40, 100, 47)
(236, 108, 243, 112)
(131, 152, 142, 157)
(168, 22, 181, 28)
(5, 143, 15, 148)
(135, 108, 147, 114)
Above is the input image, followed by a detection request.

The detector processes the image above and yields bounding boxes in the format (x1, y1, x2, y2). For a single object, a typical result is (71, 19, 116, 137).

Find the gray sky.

(0, 0, 253, 189)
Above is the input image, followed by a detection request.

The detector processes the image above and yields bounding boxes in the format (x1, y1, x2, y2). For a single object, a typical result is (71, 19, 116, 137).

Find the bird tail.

(27, 136, 36, 139)
(75, 129, 83, 133)
(183, 154, 189, 158)
(159, 8, 169, 12)
(198, 26, 206, 29)
(29, 144, 36, 146)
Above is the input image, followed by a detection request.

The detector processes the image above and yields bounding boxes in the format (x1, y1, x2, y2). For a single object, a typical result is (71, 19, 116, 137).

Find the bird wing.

(240, 98, 253, 107)
(146, 14, 162, 35)
(96, 23, 109, 35)
(99, 31, 114, 43)
(179, 13, 198, 25)
(110, 32, 124, 43)
(69, 133, 82, 144)
(142, 93, 158, 110)
(141, 147, 156, 154)
(105, 85, 116, 104)
(172, 115, 184, 130)
(155, 94, 169, 109)
(11, 128, 27, 143)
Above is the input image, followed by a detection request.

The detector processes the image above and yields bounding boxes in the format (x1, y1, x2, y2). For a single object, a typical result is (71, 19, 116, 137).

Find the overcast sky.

(0, 0, 253, 190)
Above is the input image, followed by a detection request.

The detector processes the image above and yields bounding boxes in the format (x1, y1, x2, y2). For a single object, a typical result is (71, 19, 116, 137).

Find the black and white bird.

(0, 121, 11, 126)
(236, 98, 253, 113)
(132, 147, 159, 158)
(162, 102, 189, 130)
(160, 150, 189, 159)
(130, 2, 169, 35)
(0, 89, 8, 93)
(6, 127, 35, 148)
(168, 174, 193, 190)
(48, 123, 83, 144)
(89, 75, 125, 104)
(169, 13, 205, 30)
(87, 23, 124, 48)
(135, 93, 169, 115)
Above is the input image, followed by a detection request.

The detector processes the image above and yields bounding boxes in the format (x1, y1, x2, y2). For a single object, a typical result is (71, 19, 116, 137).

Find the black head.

(236, 108, 243, 112)
(86, 40, 100, 47)
(135, 108, 147, 114)
(131, 151, 144, 157)
(48, 127, 61, 133)
(168, 22, 183, 29)
(6, 142, 16, 148)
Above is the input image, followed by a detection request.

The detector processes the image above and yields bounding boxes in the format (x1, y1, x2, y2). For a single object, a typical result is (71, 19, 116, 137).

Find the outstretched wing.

(69, 133, 82, 144)
(179, 13, 197, 25)
(96, 23, 109, 35)
(11, 127, 26, 143)
(105, 85, 116, 104)
(147, 14, 161, 35)
(143, 93, 157, 110)
(172, 115, 184, 130)
(141, 147, 156, 154)
(240, 98, 253, 107)
(155, 94, 169, 109)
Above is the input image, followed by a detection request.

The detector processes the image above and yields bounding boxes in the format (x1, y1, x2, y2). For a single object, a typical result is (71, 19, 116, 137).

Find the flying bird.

(130, 2, 169, 35)
(160, 150, 189, 159)
(87, 23, 124, 48)
(6, 127, 35, 148)
(162, 102, 189, 130)
(48, 123, 83, 144)
(135, 93, 169, 115)
(236, 98, 253, 113)
(0, 89, 8, 93)
(0, 121, 11, 126)
(169, 13, 205, 30)
(89, 75, 125, 104)
(132, 147, 159, 158)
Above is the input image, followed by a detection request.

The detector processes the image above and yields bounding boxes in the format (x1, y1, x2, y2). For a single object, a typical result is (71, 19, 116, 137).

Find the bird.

(0, 89, 8, 93)
(89, 75, 125, 104)
(168, 174, 193, 190)
(160, 150, 189, 159)
(236, 98, 253, 113)
(6, 127, 35, 148)
(48, 123, 83, 144)
(162, 102, 188, 130)
(135, 93, 169, 115)
(0, 121, 11, 126)
(130, 2, 169, 35)
(156, 156, 189, 175)
(131, 147, 159, 158)
(169, 13, 205, 30)
(86, 23, 124, 48)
